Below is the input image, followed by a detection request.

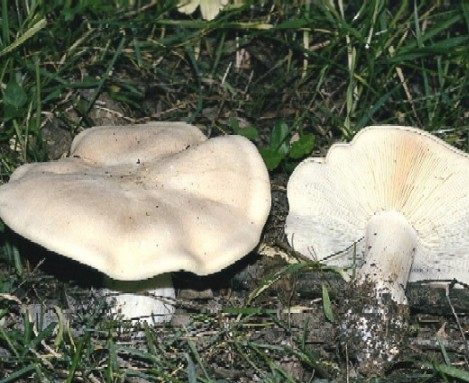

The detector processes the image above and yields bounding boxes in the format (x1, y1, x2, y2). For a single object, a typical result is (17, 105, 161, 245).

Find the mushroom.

(285, 125, 469, 374)
(0, 122, 271, 323)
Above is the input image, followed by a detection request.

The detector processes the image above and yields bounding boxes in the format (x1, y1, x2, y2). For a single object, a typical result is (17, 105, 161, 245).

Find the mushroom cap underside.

(285, 125, 469, 283)
(0, 123, 271, 280)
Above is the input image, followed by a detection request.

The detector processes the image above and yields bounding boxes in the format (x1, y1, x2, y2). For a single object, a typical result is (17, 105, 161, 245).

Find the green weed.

(230, 118, 315, 171)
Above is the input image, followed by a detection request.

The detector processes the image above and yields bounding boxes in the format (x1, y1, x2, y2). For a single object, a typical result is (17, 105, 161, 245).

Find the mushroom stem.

(358, 210, 418, 304)
(102, 273, 175, 324)
(341, 211, 417, 375)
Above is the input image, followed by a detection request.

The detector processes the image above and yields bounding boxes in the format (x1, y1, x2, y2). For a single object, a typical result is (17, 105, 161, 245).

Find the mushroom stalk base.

(102, 273, 175, 324)
(340, 282, 410, 376)
(340, 211, 417, 376)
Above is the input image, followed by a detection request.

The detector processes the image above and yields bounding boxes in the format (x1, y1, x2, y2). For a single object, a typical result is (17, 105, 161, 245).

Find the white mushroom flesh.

(358, 211, 418, 304)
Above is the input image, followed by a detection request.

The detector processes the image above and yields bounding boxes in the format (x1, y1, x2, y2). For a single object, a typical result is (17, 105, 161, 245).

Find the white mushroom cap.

(286, 125, 469, 288)
(0, 122, 271, 281)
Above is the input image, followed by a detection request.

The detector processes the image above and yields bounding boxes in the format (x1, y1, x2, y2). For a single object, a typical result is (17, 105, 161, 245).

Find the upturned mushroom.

(0, 122, 271, 323)
(285, 125, 469, 374)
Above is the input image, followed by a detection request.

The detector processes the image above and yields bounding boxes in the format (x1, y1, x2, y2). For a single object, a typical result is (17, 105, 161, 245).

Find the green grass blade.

(322, 284, 335, 323)
(0, 365, 37, 383)
(0, 18, 47, 58)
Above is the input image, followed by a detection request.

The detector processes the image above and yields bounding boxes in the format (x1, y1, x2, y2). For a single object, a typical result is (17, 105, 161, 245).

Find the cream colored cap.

(0, 122, 271, 280)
